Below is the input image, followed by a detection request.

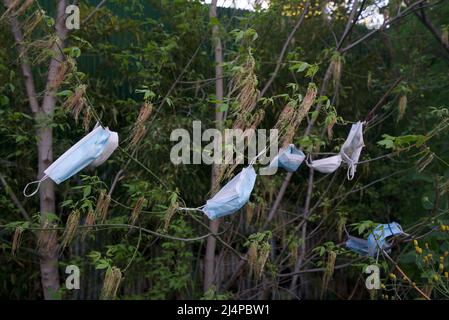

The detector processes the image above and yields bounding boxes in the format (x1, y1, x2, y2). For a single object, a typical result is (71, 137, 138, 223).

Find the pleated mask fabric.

(306, 154, 342, 174)
(203, 166, 257, 220)
(23, 126, 118, 197)
(367, 222, 404, 257)
(340, 121, 365, 180)
(269, 144, 305, 172)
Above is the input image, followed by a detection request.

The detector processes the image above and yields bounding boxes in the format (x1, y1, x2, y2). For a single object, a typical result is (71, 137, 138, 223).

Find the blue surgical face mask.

(23, 126, 119, 197)
(269, 144, 305, 172)
(346, 222, 404, 257)
(367, 222, 404, 257)
(203, 166, 257, 220)
(346, 236, 369, 256)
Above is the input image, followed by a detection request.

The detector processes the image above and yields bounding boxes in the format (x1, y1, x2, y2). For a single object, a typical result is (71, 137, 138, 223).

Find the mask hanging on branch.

(203, 166, 257, 220)
(23, 125, 119, 197)
(345, 236, 369, 256)
(179, 166, 257, 220)
(306, 154, 342, 174)
(367, 222, 405, 257)
(345, 222, 405, 257)
(340, 121, 365, 180)
(269, 144, 305, 172)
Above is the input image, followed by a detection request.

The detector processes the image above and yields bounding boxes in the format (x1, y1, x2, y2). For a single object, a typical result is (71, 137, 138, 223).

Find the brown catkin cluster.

(22, 8, 44, 38)
(247, 238, 271, 280)
(61, 210, 80, 249)
(232, 52, 260, 130)
(95, 190, 111, 223)
(131, 102, 153, 146)
(63, 84, 87, 122)
(82, 209, 96, 240)
(163, 201, 179, 233)
(280, 84, 317, 147)
(321, 251, 337, 298)
(100, 267, 122, 300)
(442, 28, 448, 47)
(37, 220, 58, 253)
(11, 227, 23, 256)
(398, 95, 407, 121)
(130, 197, 145, 226)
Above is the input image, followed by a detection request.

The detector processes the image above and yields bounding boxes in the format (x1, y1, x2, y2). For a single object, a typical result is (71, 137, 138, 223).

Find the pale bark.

(4, 0, 68, 299)
(204, 0, 224, 293)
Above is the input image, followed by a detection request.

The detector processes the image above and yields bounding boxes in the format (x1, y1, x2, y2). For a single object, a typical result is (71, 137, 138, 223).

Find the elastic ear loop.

(249, 146, 268, 166)
(178, 205, 205, 212)
(23, 175, 48, 197)
(305, 154, 313, 167)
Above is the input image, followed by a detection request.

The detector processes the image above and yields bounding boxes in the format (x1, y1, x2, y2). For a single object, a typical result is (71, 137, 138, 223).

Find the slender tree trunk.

(37, 0, 68, 300)
(204, 0, 224, 293)
(5, 0, 68, 299)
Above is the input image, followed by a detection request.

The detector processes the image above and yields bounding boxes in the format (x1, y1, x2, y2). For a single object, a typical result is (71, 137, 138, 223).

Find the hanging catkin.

(330, 54, 342, 89)
(100, 267, 122, 300)
(95, 190, 111, 223)
(22, 9, 44, 38)
(254, 241, 270, 280)
(63, 84, 87, 122)
(163, 201, 179, 232)
(131, 102, 153, 146)
(442, 28, 448, 47)
(398, 95, 407, 121)
(37, 220, 58, 253)
(281, 83, 317, 147)
(130, 197, 145, 226)
(82, 209, 96, 240)
(61, 210, 80, 249)
(321, 250, 337, 299)
(11, 226, 23, 256)
(50, 58, 73, 90)
(232, 50, 260, 131)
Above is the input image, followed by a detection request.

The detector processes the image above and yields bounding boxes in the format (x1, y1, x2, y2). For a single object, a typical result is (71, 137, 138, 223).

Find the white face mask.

(306, 154, 342, 174)
(23, 126, 119, 197)
(340, 121, 365, 180)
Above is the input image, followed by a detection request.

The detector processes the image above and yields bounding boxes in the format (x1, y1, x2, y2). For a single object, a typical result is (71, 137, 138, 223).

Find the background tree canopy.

(0, 0, 449, 300)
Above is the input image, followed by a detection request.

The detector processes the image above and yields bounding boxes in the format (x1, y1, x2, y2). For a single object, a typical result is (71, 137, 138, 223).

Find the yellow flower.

(444, 272, 448, 279)
(439, 263, 444, 272)
(433, 274, 440, 282)
(413, 240, 418, 246)
(389, 273, 397, 280)
(380, 283, 386, 289)
(415, 247, 422, 254)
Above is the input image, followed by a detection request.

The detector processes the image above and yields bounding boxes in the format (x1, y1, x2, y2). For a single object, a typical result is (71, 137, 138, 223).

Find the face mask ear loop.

(23, 175, 48, 197)
(343, 224, 350, 239)
(305, 154, 312, 167)
(249, 146, 268, 166)
(347, 159, 355, 181)
(178, 205, 205, 212)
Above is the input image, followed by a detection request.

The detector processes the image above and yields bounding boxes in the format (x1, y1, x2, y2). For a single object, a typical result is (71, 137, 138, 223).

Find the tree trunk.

(37, 0, 68, 300)
(204, 0, 224, 293)
(5, 0, 68, 299)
